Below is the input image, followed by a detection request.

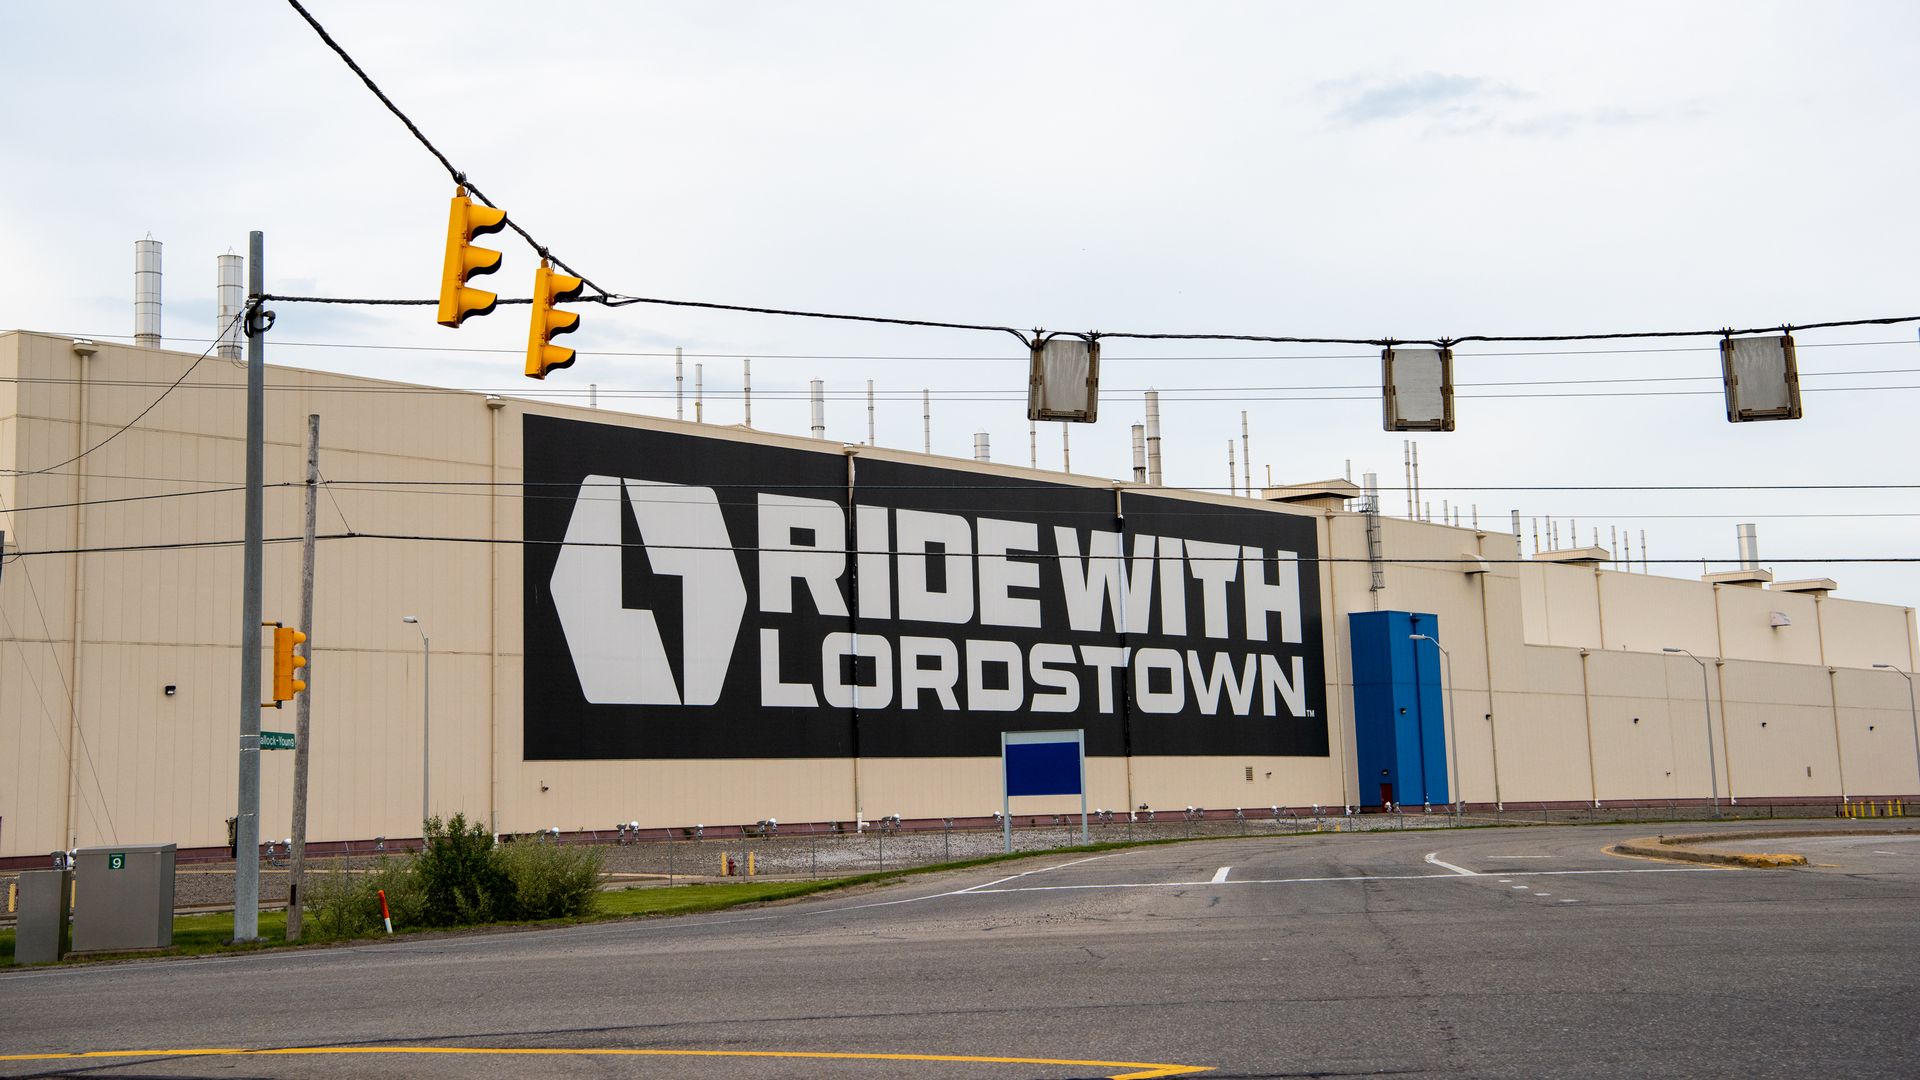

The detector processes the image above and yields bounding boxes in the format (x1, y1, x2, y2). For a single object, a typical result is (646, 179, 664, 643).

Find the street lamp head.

(402, 616, 419, 624)
(1662, 647, 1682, 653)
(1409, 633, 1432, 642)
(1873, 663, 1893, 669)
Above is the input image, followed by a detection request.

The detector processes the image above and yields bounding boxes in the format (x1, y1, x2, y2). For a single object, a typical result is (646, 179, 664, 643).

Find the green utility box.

(71, 842, 175, 952)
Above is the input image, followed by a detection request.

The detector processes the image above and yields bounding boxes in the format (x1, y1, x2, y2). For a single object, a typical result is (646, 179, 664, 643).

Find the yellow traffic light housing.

(437, 188, 508, 328)
(526, 260, 585, 379)
(272, 626, 308, 705)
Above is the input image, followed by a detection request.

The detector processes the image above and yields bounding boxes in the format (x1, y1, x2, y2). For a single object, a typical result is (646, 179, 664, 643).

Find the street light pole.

(404, 616, 429, 832)
(1665, 648, 1719, 812)
(1410, 634, 1460, 808)
(1871, 664, 1919, 793)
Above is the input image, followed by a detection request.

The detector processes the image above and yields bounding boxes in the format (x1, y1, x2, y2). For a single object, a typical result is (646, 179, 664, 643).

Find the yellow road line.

(0, 1045, 1212, 1079)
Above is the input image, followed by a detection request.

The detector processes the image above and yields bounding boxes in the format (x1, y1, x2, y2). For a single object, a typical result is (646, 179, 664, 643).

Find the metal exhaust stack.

(675, 347, 684, 421)
(134, 236, 163, 347)
(973, 432, 991, 462)
(742, 358, 752, 428)
(215, 252, 244, 359)
(1144, 390, 1163, 486)
(809, 379, 826, 440)
(1737, 523, 1759, 570)
(1240, 411, 1251, 497)
(1131, 423, 1146, 484)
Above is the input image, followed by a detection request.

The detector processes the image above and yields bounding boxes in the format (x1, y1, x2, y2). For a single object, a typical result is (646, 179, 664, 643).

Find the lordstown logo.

(550, 477, 744, 705)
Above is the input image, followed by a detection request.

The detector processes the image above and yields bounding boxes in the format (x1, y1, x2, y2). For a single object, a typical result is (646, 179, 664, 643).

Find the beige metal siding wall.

(1816, 597, 1919, 670)
(1496, 647, 1594, 803)
(1715, 588, 1822, 665)
(5, 330, 1919, 860)
(1832, 668, 1920, 795)
(1718, 660, 1843, 799)
(1595, 571, 1718, 655)
(0, 333, 504, 854)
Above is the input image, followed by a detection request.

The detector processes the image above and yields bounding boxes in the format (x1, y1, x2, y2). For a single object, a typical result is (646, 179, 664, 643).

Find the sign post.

(1000, 729, 1087, 853)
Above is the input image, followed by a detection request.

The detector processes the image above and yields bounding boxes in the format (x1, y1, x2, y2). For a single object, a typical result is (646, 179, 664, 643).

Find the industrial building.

(2, 323, 1917, 864)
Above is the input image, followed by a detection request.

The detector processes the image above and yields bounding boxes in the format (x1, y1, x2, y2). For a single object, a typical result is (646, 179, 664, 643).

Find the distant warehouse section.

(0, 330, 1915, 862)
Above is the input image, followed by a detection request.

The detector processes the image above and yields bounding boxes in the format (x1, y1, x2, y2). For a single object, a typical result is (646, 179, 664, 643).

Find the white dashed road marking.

(1211, 867, 1231, 884)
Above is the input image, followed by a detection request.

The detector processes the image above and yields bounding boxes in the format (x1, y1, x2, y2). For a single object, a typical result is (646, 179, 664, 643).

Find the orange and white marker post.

(377, 888, 393, 934)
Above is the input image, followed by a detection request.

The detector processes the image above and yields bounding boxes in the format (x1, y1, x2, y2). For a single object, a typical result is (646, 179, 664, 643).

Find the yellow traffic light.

(272, 626, 308, 705)
(437, 187, 508, 328)
(526, 260, 584, 379)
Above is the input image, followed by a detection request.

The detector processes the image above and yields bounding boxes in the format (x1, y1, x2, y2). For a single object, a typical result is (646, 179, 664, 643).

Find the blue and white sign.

(1001, 729, 1087, 850)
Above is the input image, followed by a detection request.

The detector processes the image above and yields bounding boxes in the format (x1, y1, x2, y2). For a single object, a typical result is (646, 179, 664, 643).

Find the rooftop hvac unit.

(1721, 334, 1802, 422)
(1382, 347, 1455, 431)
(1027, 335, 1100, 423)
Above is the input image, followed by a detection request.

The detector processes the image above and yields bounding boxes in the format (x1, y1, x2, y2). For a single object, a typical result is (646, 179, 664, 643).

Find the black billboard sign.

(523, 414, 1327, 760)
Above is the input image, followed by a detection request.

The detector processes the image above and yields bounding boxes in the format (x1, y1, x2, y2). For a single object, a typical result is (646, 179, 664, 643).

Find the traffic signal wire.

(280, 3, 1919, 353)
(6, 529, 1920, 566)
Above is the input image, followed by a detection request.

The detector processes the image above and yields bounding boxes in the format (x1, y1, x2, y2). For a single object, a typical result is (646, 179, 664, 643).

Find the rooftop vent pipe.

(215, 252, 244, 360)
(134, 237, 163, 347)
(1144, 390, 1163, 485)
(1737, 523, 1759, 570)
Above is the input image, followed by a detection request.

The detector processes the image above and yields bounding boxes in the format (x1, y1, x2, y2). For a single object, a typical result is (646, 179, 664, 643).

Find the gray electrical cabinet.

(71, 843, 175, 952)
(11, 869, 73, 965)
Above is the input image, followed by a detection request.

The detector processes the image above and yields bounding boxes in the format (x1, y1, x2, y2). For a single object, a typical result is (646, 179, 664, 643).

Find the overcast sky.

(3, 1, 1917, 612)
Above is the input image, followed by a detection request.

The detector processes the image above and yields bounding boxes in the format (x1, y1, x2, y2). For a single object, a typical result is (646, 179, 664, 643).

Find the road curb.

(1611, 826, 1919, 868)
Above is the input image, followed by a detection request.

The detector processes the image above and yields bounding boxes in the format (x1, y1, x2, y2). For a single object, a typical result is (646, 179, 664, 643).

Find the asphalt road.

(3, 820, 1916, 1079)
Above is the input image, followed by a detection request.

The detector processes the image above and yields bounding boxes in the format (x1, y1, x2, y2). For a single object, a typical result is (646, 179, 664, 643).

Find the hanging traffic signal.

(272, 626, 308, 705)
(526, 260, 585, 379)
(437, 187, 508, 328)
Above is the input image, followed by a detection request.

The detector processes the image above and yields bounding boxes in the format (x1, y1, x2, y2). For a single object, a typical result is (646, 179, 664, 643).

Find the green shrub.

(301, 812, 603, 938)
(415, 813, 513, 926)
(304, 858, 421, 940)
(498, 839, 605, 920)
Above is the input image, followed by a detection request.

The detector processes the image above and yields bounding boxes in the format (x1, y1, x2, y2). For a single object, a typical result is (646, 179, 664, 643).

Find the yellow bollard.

(7, 881, 14, 913)
(747, 852, 756, 877)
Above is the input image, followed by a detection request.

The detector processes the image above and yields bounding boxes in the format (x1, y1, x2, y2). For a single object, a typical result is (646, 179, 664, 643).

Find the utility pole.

(286, 414, 319, 941)
(233, 231, 269, 942)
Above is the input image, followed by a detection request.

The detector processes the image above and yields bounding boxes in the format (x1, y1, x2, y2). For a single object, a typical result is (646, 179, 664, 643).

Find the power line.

(5, 371, 1919, 400)
(35, 333, 1920, 363)
(7, 529, 1918, 565)
(0, 313, 241, 477)
(279, 2, 1919, 354)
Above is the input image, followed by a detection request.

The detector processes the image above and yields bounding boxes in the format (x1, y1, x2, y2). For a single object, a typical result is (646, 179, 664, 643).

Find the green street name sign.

(261, 731, 296, 751)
